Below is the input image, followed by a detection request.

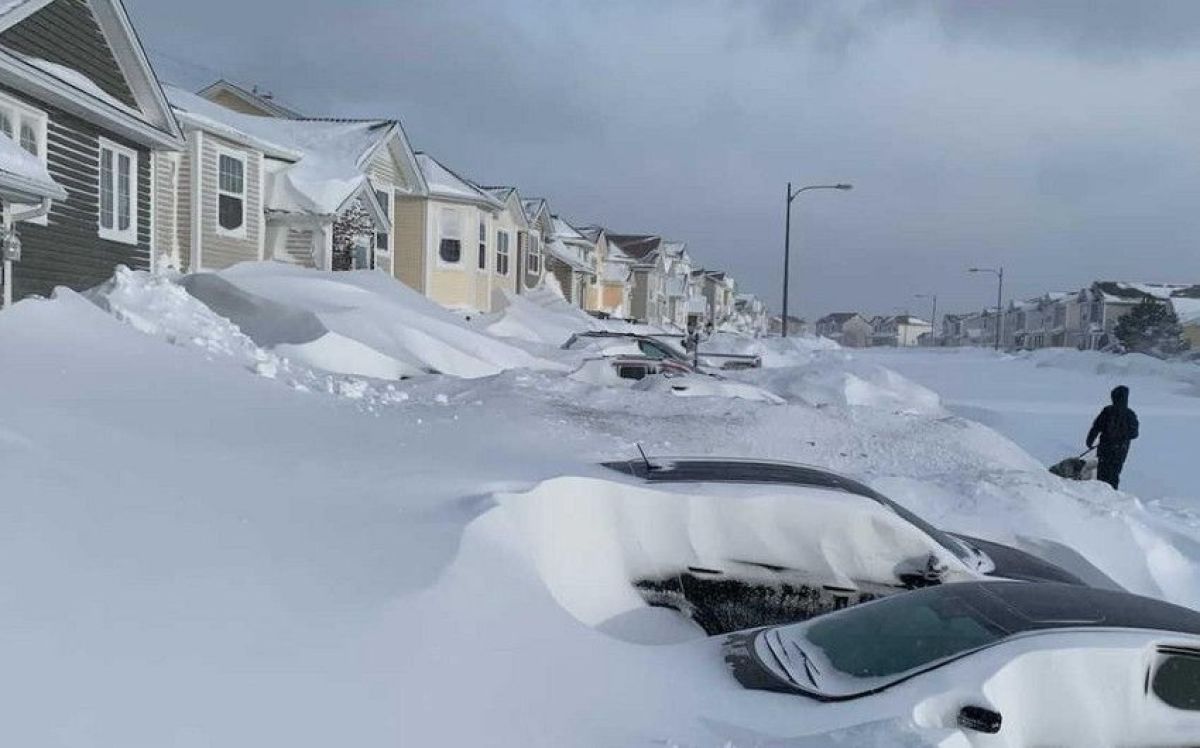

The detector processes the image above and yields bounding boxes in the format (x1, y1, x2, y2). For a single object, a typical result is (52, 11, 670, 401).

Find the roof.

(1093, 281, 1197, 303)
(0, 130, 65, 202)
(818, 312, 865, 325)
(166, 85, 404, 218)
(417, 153, 501, 208)
(197, 79, 303, 119)
(575, 225, 604, 243)
(0, 0, 183, 149)
(522, 197, 550, 226)
(606, 233, 662, 262)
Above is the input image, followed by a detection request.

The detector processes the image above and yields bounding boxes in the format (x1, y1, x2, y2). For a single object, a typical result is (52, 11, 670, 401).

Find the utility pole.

(968, 267, 1005, 350)
(781, 182, 853, 337)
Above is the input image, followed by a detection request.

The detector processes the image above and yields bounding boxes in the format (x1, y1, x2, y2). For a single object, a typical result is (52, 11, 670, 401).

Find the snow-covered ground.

(3, 265, 1200, 746)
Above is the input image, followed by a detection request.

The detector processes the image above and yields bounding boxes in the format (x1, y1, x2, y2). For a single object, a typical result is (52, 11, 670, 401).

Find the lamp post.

(915, 293, 937, 345)
(968, 267, 1004, 350)
(782, 182, 853, 337)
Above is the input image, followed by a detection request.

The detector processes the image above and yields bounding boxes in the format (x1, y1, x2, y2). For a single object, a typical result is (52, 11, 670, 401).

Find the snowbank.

(631, 371, 785, 404)
(485, 287, 604, 345)
(215, 263, 559, 378)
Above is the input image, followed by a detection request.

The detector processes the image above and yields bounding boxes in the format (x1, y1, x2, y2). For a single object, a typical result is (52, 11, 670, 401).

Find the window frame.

(477, 217, 488, 271)
(0, 92, 50, 225)
(374, 186, 392, 258)
(527, 233, 542, 274)
(496, 230, 510, 276)
(437, 206, 464, 266)
(98, 137, 138, 245)
(215, 147, 248, 239)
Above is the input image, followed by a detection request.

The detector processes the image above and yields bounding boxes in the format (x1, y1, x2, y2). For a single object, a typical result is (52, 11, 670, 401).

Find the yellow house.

(393, 153, 505, 314)
(578, 226, 632, 317)
(477, 186, 531, 311)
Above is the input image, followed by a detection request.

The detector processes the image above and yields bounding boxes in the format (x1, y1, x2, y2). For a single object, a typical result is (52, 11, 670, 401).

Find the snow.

(165, 85, 391, 217)
(15, 52, 131, 112)
(1172, 296, 1200, 325)
(415, 152, 498, 205)
(6, 267, 1200, 745)
(0, 131, 64, 201)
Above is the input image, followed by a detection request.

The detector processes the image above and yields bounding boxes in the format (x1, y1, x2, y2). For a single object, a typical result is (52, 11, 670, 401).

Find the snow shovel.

(1049, 447, 1096, 481)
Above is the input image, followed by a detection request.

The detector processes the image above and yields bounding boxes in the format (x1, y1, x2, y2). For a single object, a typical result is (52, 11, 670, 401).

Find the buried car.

(601, 457, 1086, 634)
(562, 331, 761, 371)
(724, 581, 1200, 745)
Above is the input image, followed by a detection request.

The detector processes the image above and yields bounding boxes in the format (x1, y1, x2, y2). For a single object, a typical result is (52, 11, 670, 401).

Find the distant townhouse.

(0, 0, 185, 307)
(816, 312, 872, 348)
(478, 186, 528, 309)
(700, 270, 736, 327)
(606, 233, 663, 325)
(732, 294, 769, 336)
(871, 315, 932, 347)
(196, 79, 303, 119)
(544, 216, 596, 307)
(577, 225, 632, 318)
(157, 86, 424, 275)
(520, 197, 551, 294)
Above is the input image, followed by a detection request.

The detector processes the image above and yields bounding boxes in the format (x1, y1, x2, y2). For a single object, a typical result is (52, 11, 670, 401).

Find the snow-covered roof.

(416, 153, 500, 208)
(14, 51, 136, 115)
(606, 234, 661, 263)
(198, 79, 303, 119)
(0, 130, 65, 203)
(1093, 281, 1195, 303)
(551, 216, 586, 243)
(1172, 297, 1200, 325)
(544, 237, 593, 274)
(165, 85, 300, 159)
(166, 84, 404, 220)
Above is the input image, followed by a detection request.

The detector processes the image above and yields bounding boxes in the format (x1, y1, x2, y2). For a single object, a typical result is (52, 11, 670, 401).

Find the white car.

(724, 581, 1200, 745)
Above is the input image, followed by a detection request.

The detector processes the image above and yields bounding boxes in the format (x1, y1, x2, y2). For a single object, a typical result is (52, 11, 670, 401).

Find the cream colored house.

(520, 197, 550, 294)
(578, 226, 632, 317)
(479, 186, 529, 310)
(393, 153, 505, 313)
(545, 216, 596, 308)
(158, 85, 424, 273)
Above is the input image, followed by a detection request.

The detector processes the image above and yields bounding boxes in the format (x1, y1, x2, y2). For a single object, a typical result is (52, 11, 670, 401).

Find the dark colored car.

(601, 457, 1086, 634)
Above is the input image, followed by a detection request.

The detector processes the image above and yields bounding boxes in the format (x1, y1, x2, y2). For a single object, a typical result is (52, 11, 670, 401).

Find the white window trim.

(477, 217, 488, 271)
(215, 147, 248, 239)
(436, 206, 465, 268)
(496, 229, 510, 276)
(0, 91, 49, 225)
(98, 137, 138, 245)
(527, 233, 542, 275)
(374, 185, 394, 259)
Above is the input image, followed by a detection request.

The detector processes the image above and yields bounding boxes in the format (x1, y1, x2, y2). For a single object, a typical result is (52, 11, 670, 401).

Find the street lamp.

(967, 267, 1004, 351)
(782, 182, 853, 337)
(915, 293, 937, 345)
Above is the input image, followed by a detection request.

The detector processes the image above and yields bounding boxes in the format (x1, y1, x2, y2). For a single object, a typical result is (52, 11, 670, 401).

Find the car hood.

(950, 533, 1085, 586)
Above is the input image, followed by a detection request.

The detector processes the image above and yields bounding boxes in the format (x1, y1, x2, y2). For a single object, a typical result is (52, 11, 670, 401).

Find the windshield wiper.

(786, 639, 821, 689)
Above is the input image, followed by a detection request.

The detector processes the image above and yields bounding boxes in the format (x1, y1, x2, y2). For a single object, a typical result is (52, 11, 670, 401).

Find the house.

(519, 197, 551, 294)
(157, 85, 424, 275)
(816, 312, 873, 347)
(393, 153, 505, 313)
(659, 240, 693, 330)
(688, 269, 735, 328)
(871, 315, 932, 347)
(577, 225, 631, 318)
(769, 314, 807, 336)
(478, 186, 529, 310)
(732, 294, 769, 336)
(1071, 282, 1199, 351)
(606, 233, 662, 324)
(0, 0, 185, 307)
(544, 216, 595, 307)
(196, 79, 302, 119)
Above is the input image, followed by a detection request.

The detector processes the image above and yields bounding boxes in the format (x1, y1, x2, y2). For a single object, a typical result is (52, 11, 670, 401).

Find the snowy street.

(3, 267, 1200, 746)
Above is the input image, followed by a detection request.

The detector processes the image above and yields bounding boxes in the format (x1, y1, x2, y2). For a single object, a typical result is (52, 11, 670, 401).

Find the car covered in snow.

(562, 331, 761, 371)
(724, 581, 1200, 744)
(601, 457, 1084, 633)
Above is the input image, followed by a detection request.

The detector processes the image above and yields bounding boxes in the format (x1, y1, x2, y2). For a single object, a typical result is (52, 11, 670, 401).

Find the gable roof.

(197, 79, 303, 119)
(818, 312, 866, 325)
(0, 0, 182, 148)
(415, 152, 501, 209)
(606, 233, 662, 262)
(521, 197, 551, 228)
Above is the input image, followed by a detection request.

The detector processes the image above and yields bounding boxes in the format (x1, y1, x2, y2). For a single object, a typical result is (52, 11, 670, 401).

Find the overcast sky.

(126, 0, 1200, 320)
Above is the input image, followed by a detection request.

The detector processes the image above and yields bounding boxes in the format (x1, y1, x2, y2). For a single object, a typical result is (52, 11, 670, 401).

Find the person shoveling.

(1050, 385, 1139, 489)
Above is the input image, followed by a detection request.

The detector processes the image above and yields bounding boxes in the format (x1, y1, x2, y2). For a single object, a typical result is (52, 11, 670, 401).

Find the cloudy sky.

(126, 0, 1200, 320)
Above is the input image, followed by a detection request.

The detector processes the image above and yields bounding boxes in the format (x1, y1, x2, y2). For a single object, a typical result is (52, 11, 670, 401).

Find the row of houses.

(0, 0, 770, 335)
(942, 281, 1200, 351)
(813, 312, 932, 348)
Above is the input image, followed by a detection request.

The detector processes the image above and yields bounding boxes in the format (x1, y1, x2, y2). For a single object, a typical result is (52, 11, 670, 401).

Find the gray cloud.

(127, 0, 1200, 320)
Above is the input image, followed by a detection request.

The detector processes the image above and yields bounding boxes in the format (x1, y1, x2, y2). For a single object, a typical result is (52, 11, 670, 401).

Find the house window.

(478, 218, 487, 270)
(527, 234, 542, 274)
(217, 151, 246, 236)
(496, 230, 510, 275)
(438, 207, 463, 264)
(99, 138, 137, 244)
(375, 188, 390, 254)
(0, 94, 46, 160)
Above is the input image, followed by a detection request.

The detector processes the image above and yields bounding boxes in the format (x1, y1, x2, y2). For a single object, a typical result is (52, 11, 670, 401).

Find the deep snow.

(3, 264, 1200, 746)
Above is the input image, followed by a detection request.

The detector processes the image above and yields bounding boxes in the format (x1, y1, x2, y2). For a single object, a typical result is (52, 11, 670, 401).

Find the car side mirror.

(957, 705, 1002, 734)
(897, 553, 948, 589)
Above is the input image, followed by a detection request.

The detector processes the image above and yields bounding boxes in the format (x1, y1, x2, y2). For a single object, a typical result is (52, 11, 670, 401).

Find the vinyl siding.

(4, 84, 151, 300)
(281, 228, 316, 267)
(152, 150, 178, 265)
(368, 147, 399, 187)
(175, 140, 193, 269)
(430, 267, 471, 308)
(0, 0, 137, 109)
(196, 133, 262, 269)
(392, 196, 426, 291)
(630, 269, 650, 322)
(205, 90, 273, 117)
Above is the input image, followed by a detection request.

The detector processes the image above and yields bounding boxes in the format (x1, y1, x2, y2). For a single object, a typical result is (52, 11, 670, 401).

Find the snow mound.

(632, 372, 785, 404)
(485, 287, 604, 345)
(218, 262, 561, 378)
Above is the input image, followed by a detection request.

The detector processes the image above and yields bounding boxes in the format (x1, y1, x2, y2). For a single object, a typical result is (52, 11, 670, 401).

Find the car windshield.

(802, 590, 1010, 687)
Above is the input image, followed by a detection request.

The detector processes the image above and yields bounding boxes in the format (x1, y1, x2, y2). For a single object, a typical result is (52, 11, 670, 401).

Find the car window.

(805, 591, 1008, 681)
(617, 365, 649, 381)
(637, 340, 667, 360)
(1153, 653, 1200, 710)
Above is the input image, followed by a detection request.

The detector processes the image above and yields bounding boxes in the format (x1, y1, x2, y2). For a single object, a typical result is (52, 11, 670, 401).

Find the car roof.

(601, 457, 886, 503)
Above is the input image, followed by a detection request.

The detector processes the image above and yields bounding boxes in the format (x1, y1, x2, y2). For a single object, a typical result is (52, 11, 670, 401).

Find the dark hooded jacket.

(1087, 386, 1139, 450)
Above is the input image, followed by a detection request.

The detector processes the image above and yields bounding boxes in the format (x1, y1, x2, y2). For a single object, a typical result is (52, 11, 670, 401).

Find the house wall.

(842, 318, 873, 348)
(281, 227, 316, 267)
(153, 150, 179, 266)
(392, 195, 426, 292)
(549, 258, 572, 303)
(489, 202, 522, 311)
(630, 268, 650, 322)
(191, 132, 262, 270)
(2, 83, 153, 300)
(426, 198, 488, 311)
(472, 212, 491, 312)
